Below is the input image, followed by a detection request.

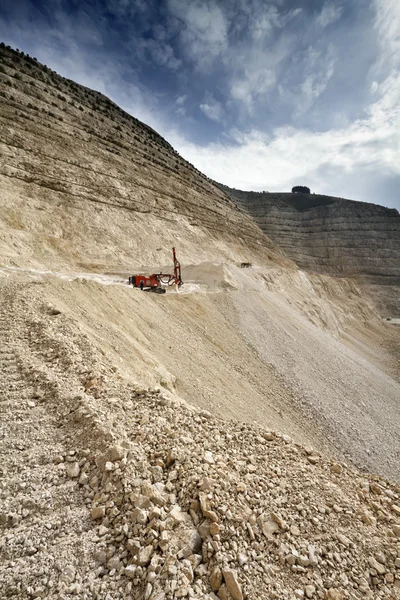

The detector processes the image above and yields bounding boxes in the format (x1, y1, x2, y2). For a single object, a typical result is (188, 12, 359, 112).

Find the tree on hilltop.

(292, 185, 310, 194)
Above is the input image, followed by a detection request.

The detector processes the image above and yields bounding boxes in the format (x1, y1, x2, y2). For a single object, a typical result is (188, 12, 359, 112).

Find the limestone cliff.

(220, 187, 400, 314)
(0, 45, 286, 271)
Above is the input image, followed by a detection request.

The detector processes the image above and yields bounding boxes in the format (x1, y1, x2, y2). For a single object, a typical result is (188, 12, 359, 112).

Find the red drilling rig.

(128, 247, 183, 294)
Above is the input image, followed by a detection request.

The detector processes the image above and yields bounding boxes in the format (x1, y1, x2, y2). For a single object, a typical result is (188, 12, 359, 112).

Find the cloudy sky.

(0, 0, 399, 209)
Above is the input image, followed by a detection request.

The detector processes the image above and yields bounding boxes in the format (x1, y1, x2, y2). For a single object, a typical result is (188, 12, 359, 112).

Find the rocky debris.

(66, 462, 80, 478)
(222, 569, 243, 600)
(91, 506, 106, 520)
(0, 280, 400, 600)
(60, 387, 400, 600)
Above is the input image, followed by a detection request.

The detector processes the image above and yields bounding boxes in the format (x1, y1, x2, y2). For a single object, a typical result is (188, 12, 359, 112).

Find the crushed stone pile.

(1, 279, 400, 600)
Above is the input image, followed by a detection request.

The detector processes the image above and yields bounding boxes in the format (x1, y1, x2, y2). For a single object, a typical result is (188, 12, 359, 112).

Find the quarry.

(0, 44, 399, 600)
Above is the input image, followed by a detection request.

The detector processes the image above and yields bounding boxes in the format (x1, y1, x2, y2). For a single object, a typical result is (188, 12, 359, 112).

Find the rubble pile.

(73, 394, 400, 600)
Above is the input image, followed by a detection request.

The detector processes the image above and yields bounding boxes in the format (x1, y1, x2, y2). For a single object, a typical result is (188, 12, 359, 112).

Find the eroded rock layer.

(220, 187, 400, 314)
(0, 45, 285, 271)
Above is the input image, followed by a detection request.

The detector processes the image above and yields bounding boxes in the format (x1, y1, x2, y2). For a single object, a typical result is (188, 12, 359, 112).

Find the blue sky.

(1, 0, 399, 209)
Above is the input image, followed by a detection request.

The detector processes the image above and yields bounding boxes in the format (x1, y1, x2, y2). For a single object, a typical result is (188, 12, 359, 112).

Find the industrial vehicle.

(128, 247, 183, 294)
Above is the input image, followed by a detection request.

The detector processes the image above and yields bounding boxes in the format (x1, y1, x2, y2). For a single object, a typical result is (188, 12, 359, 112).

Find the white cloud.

(230, 67, 276, 111)
(374, 0, 400, 62)
(297, 53, 335, 114)
(200, 94, 223, 122)
(135, 35, 181, 71)
(168, 0, 228, 70)
(277, 43, 337, 119)
(176, 94, 187, 105)
(249, 5, 282, 41)
(166, 99, 399, 207)
(317, 2, 344, 28)
(165, 0, 399, 206)
(290, 8, 302, 19)
(228, 31, 294, 114)
(370, 0, 400, 114)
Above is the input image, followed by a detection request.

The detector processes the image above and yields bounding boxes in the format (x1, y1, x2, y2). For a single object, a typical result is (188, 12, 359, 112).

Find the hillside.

(219, 186, 400, 315)
(1, 45, 400, 600)
(0, 44, 285, 271)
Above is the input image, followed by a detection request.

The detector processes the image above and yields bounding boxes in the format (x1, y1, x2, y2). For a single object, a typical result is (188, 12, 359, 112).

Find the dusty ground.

(342, 322, 400, 384)
(1, 275, 400, 600)
(1, 262, 399, 482)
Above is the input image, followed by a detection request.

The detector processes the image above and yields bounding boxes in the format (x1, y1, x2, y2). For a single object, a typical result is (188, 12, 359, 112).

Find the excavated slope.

(1, 45, 400, 600)
(0, 45, 285, 271)
(0, 277, 400, 600)
(220, 186, 400, 315)
(0, 44, 399, 479)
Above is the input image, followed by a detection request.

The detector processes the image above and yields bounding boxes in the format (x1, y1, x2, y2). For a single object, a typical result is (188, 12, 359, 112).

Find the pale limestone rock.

(91, 506, 105, 520)
(305, 584, 315, 598)
(210, 566, 223, 592)
(290, 524, 301, 536)
(326, 590, 343, 600)
(130, 508, 148, 525)
(169, 505, 185, 523)
(198, 520, 211, 540)
(125, 565, 136, 578)
(368, 556, 386, 575)
(209, 522, 220, 536)
(308, 545, 318, 566)
(330, 463, 342, 474)
(222, 569, 243, 600)
(336, 533, 351, 547)
(78, 472, 89, 485)
(98, 525, 108, 536)
(59, 565, 76, 584)
(107, 555, 121, 570)
(204, 451, 214, 464)
(175, 586, 189, 598)
(149, 506, 161, 520)
(375, 552, 386, 564)
(137, 545, 153, 566)
(67, 463, 80, 478)
(130, 492, 152, 509)
(218, 584, 230, 600)
(286, 553, 297, 566)
(257, 512, 286, 538)
(109, 445, 126, 461)
(199, 478, 213, 491)
(199, 492, 218, 522)
(360, 510, 376, 525)
(144, 583, 153, 600)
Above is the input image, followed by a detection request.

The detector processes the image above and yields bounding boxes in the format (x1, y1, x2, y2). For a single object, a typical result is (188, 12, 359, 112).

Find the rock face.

(0, 44, 285, 272)
(220, 187, 400, 313)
